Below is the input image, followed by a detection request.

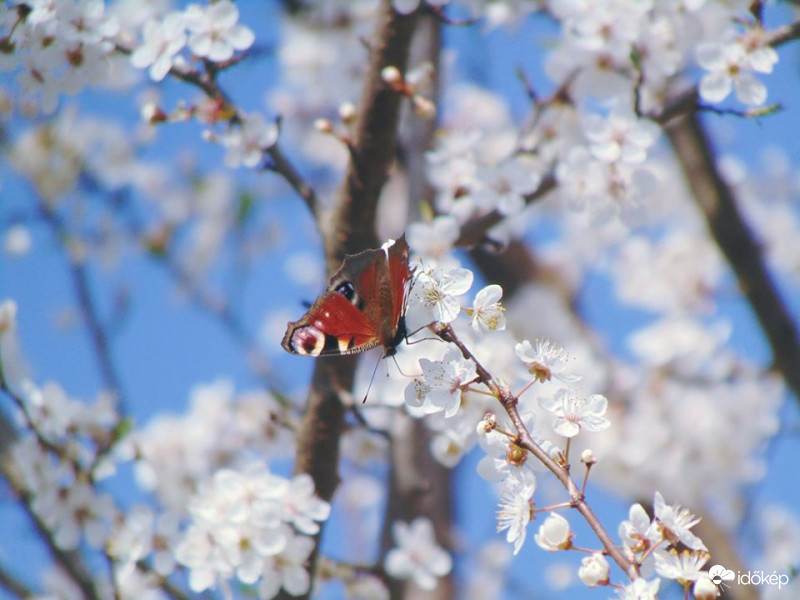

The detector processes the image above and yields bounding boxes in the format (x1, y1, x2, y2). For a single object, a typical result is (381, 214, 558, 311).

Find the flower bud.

(381, 65, 403, 86)
(141, 102, 167, 124)
(338, 101, 356, 124)
(314, 118, 334, 134)
(578, 553, 610, 587)
(476, 413, 497, 436)
(581, 449, 597, 465)
(693, 574, 719, 600)
(534, 513, 572, 551)
(412, 95, 437, 119)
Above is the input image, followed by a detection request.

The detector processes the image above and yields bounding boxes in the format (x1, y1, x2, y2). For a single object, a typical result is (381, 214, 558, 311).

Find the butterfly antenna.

(362, 353, 383, 404)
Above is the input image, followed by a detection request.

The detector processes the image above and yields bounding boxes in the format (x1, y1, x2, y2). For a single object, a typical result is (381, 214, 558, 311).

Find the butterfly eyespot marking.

(335, 281, 356, 302)
(335, 280, 365, 310)
(290, 326, 326, 357)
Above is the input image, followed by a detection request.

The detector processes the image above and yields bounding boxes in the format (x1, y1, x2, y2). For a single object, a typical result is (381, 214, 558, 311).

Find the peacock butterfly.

(282, 235, 411, 357)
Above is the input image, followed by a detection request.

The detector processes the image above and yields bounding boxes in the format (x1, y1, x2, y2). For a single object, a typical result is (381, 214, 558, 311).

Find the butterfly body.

(282, 236, 411, 357)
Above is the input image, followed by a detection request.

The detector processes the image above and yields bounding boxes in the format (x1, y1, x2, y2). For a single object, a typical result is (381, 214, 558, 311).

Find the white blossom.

(696, 39, 778, 107)
(174, 463, 328, 594)
(405, 347, 477, 418)
(496, 477, 534, 555)
(405, 266, 473, 332)
(693, 574, 720, 600)
(540, 389, 610, 438)
(258, 534, 315, 599)
(653, 491, 707, 551)
(130, 13, 187, 82)
(616, 577, 661, 600)
(619, 502, 661, 554)
(279, 473, 331, 535)
(406, 216, 460, 261)
(469, 285, 506, 332)
(514, 338, 580, 383)
(384, 518, 452, 591)
(184, 0, 255, 63)
(583, 111, 660, 165)
(654, 549, 709, 583)
(471, 158, 541, 215)
(477, 412, 539, 485)
(218, 112, 279, 168)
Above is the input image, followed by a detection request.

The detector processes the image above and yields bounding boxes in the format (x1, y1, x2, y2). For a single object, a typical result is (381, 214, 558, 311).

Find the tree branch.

(289, 3, 418, 598)
(664, 111, 800, 405)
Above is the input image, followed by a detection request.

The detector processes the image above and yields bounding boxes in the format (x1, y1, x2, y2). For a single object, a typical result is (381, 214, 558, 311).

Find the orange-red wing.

(387, 235, 411, 326)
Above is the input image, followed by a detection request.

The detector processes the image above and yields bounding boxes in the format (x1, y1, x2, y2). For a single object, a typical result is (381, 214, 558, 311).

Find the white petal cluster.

(578, 552, 610, 587)
(174, 464, 329, 598)
(184, 1, 255, 62)
(496, 477, 534, 555)
(515, 338, 580, 384)
(0, 0, 120, 113)
(616, 492, 709, 586)
(469, 285, 506, 333)
(406, 216, 460, 262)
(616, 577, 660, 600)
(217, 111, 279, 168)
(130, 0, 254, 82)
(405, 265, 473, 333)
(384, 517, 452, 591)
(405, 347, 478, 418)
(653, 491, 707, 551)
(696, 36, 778, 106)
(13, 436, 117, 551)
(539, 388, 610, 438)
(131, 379, 292, 513)
(130, 12, 187, 82)
(471, 157, 541, 216)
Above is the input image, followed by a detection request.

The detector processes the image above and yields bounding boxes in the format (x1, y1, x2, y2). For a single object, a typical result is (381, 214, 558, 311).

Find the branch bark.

(290, 3, 418, 597)
(664, 110, 800, 405)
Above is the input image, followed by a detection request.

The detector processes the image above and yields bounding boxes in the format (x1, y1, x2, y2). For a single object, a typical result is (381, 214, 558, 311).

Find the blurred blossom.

(384, 517, 452, 591)
(4, 225, 33, 256)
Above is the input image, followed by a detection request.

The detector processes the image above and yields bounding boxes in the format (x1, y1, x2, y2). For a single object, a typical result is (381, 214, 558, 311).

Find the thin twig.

(432, 323, 638, 580)
(36, 203, 126, 414)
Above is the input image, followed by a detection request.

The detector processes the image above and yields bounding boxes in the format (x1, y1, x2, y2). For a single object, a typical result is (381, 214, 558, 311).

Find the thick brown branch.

(665, 111, 800, 404)
(325, 2, 418, 256)
(290, 3, 418, 598)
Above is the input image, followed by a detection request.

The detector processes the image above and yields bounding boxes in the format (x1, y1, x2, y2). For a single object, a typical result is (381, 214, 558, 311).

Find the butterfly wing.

(281, 290, 382, 356)
(386, 235, 410, 332)
(282, 236, 411, 357)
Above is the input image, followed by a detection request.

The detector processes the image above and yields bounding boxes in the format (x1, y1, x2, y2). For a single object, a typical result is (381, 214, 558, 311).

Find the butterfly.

(282, 235, 411, 357)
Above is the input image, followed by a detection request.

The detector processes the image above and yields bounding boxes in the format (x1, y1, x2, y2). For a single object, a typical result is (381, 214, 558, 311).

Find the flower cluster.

(399, 263, 613, 562)
(174, 464, 330, 599)
(614, 492, 713, 599)
(384, 517, 452, 591)
(0, 0, 120, 113)
(129, 0, 254, 81)
(129, 379, 292, 513)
